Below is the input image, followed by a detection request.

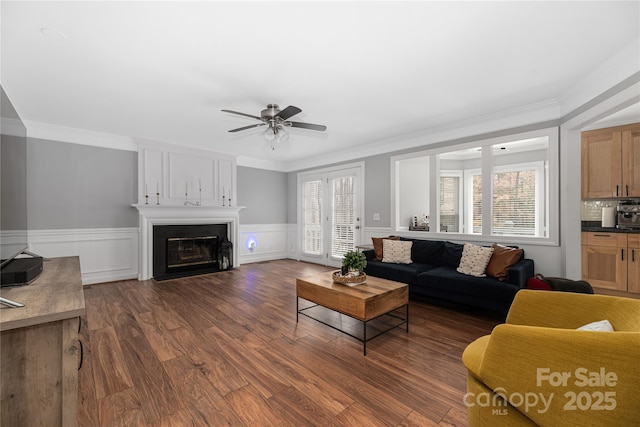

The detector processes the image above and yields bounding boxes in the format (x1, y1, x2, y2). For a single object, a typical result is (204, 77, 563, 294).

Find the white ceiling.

(2, 1, 639, 171)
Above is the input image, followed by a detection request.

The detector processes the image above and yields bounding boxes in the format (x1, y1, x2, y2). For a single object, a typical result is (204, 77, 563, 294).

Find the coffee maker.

(616, 200, 640, 229)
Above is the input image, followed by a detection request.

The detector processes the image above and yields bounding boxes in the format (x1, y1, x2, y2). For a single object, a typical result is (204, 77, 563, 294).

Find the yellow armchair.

(462, 290, 640, 427)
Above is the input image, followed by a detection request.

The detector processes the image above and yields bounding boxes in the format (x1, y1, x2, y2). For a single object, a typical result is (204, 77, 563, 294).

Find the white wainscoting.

(287, 224, 298, 260)
(25, 225, 397, 284)
(238, 223, 291, 264)
(28, 228, 139, 285)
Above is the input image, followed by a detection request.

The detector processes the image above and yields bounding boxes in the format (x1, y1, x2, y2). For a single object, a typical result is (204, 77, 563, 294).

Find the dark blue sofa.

(363, 238, 534, 316)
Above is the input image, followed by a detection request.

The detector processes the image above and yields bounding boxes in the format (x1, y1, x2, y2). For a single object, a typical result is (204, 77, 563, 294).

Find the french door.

(298, 165, 363, 267)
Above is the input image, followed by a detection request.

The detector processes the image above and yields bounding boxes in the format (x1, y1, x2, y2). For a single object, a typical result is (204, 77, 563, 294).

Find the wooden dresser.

(1, 256, 85, 427)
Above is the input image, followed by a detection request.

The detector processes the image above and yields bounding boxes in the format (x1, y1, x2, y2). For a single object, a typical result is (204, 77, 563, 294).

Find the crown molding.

(24, 121, 137, 151)
(236, 155, 287, 172)
(282, 98, 562, 172)
(0, 117, 26, 138)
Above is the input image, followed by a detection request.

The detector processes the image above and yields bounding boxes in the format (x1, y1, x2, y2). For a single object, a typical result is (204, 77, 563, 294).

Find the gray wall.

(287, 172, 298, 223)
(237, 166, 287, 224)
(28, 138, 138, 229)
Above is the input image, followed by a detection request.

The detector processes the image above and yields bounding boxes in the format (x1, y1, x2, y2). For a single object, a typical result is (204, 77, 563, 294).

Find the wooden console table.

(1, 256, 85, 427)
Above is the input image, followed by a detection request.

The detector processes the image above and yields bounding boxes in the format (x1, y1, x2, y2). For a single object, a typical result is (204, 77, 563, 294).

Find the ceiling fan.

(221, 104, 326, 148)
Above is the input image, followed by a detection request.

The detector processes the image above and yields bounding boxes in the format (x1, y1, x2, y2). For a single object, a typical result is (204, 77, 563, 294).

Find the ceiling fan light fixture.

(262, 127, 276, 141)
(278, 129, 290, 143)
(223, 103, 326, 149)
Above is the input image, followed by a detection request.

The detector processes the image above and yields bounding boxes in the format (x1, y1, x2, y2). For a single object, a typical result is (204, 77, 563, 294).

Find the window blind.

(331, 176, 355, 257)
(440, 176, 460, 232)
(492, 170, 536, 236)
(303, 180, 323, 254)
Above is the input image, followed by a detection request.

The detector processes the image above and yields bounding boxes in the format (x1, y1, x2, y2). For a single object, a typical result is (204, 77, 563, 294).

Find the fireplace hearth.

(153, 224, 228, 280)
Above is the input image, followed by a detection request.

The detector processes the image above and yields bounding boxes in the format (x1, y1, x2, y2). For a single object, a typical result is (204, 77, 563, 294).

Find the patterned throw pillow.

(382, 240, 413, 264)
(457, 243, 494, 277)
(372, 236, 400, 261)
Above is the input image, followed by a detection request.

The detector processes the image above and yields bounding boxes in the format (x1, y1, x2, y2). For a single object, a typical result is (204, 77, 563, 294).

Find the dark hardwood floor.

(78, 259, 501, 426)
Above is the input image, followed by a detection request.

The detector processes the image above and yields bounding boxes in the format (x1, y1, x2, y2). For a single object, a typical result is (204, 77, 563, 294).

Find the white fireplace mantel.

(133, 204, 245, 280)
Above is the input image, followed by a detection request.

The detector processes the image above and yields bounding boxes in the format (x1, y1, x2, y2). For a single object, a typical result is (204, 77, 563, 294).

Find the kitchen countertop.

(581, 221, 640, 233)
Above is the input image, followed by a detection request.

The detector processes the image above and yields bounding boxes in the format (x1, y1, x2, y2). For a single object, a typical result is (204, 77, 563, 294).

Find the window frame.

(464, 168, 482, 235)
(390, 126, 559, 246)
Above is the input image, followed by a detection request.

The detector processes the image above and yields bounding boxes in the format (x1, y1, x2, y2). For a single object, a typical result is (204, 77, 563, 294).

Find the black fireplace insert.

(153, 224, 229, 280)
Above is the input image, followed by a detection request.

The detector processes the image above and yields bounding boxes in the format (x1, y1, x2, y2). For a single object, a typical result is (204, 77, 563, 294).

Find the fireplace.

(134, 205, 243, 281)
(153, 224, 228, 280)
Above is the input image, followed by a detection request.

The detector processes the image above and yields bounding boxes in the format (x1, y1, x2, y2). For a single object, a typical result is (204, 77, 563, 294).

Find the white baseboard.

(28, 228, 139, 285)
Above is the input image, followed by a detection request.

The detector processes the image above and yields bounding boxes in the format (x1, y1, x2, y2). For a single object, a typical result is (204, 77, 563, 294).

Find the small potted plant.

(341, 250, 367, 276)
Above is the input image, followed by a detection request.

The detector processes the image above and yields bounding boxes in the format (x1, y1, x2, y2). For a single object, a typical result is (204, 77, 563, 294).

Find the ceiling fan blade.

(221, 109, 263, 121)
(276, 105, 302, 121)
(228, 123, 265, 133)
(288, 121, 327, 132)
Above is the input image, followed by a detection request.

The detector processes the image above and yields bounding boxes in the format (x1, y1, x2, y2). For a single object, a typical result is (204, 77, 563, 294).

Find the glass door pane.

(302, 179, 323, 256)
(329, 173, 357, 262)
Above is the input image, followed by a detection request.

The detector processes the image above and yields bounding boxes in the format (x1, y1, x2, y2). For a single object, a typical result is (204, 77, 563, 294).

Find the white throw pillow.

(382, 240, 413, 264)
(577, 319, 614, 332)
(457, 243, 494, 277)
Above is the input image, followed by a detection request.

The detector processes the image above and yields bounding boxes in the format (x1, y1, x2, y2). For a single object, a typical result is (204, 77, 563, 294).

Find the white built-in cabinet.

(137, 141, 237, 207)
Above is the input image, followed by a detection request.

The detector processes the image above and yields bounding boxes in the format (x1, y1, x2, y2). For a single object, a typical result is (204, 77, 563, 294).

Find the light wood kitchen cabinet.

(582, 232, 640, 293)
(622, 125, 640, 198)
(0, 257, 85, 427)
(582, 123, 640, 199)
(581, 232, 628, 291)
(626, 234, 640, 293)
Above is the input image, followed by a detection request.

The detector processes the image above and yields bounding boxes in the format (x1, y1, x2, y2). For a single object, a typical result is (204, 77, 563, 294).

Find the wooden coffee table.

(296, 271, 409, 355)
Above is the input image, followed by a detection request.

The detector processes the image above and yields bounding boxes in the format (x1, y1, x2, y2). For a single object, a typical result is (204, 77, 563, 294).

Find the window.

(302, 180, 323, 254)
(492, 167, 537, 235)
(331, 175, 356, 256)
(392, 128, 557, 243)
(438, 147, 481, 235)
(490, 138, 548, 237)
(439, 174, 461, 232)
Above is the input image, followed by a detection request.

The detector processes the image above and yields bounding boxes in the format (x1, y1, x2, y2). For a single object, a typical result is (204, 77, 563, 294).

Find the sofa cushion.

(486, 243, 524, 281)
(371, 236, 400, 261)
(441, 241, 464, 267)
(457, 243, 494, 277)
(365, 260, 437, 286)
(401, 238, 443, 264)
(382, 239, 413, 264)
(418, 266, 520, 302)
